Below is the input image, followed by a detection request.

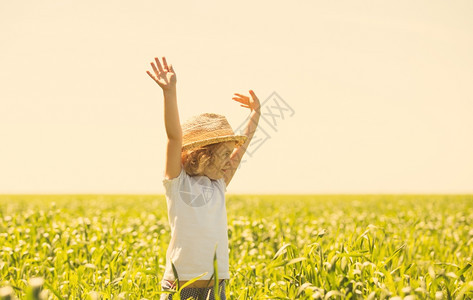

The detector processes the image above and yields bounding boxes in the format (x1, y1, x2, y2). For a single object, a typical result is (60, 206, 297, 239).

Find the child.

(146, 56, 261, 300)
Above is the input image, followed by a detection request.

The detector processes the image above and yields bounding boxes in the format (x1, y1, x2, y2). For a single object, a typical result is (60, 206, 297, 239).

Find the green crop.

(0, 194, 472, 299)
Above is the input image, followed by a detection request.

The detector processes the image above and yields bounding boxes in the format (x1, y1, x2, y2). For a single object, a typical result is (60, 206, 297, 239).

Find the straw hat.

(181, 113, 247, 151)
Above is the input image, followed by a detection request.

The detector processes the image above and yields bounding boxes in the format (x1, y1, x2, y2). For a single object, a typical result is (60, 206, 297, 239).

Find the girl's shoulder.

(163, 166, 186, 186)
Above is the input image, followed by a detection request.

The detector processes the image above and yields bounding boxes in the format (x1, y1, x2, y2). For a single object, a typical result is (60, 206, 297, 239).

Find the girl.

(146, 56, 261, 300)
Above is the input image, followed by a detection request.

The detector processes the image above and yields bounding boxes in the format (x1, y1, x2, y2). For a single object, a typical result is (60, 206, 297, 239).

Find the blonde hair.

(181, 143, 222, 176)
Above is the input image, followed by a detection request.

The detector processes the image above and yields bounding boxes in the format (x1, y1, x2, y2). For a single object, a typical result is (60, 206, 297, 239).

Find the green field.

(0, 195, 472, 299)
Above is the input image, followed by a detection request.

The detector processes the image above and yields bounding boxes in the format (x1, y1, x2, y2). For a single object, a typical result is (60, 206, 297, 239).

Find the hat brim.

(182, 135, 247, 151)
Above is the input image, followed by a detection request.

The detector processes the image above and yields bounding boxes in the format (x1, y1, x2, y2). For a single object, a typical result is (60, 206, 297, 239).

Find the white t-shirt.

(161, 166, 230, 283)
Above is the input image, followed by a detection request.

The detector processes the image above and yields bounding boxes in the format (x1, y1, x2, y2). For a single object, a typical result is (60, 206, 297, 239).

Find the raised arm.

(225, 90, 261, 186)
(146, 57, 182, 179)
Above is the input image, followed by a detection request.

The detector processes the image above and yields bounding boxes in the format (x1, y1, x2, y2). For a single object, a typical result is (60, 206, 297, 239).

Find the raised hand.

(232, 90, 261, 112)
(146, 56, 177, 91)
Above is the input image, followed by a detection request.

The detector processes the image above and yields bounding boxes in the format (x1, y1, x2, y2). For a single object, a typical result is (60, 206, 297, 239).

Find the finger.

(240, 104, 250, 108)
(234, 95, 249, 101)
(249, 90, 258, 98)
(146, 71, 157, 81)
(162, 57, 169, 71)
(232, 98, 247, 104)
(150, 62, 159, 76)
(169, 64, 175, 73)
(232, 96, 248, 102)
(234, 93, 248, 98)
(154, 57, 164, 72)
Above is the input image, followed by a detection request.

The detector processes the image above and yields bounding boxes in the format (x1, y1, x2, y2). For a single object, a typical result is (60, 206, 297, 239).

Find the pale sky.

(1, 1, 472, 194)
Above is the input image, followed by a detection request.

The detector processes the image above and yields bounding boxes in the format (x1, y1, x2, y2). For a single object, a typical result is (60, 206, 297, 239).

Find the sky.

(1, 0, 472, 194)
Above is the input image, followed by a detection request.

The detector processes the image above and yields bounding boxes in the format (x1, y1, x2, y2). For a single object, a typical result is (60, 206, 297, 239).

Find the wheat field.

(0, 194, 472, 299)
